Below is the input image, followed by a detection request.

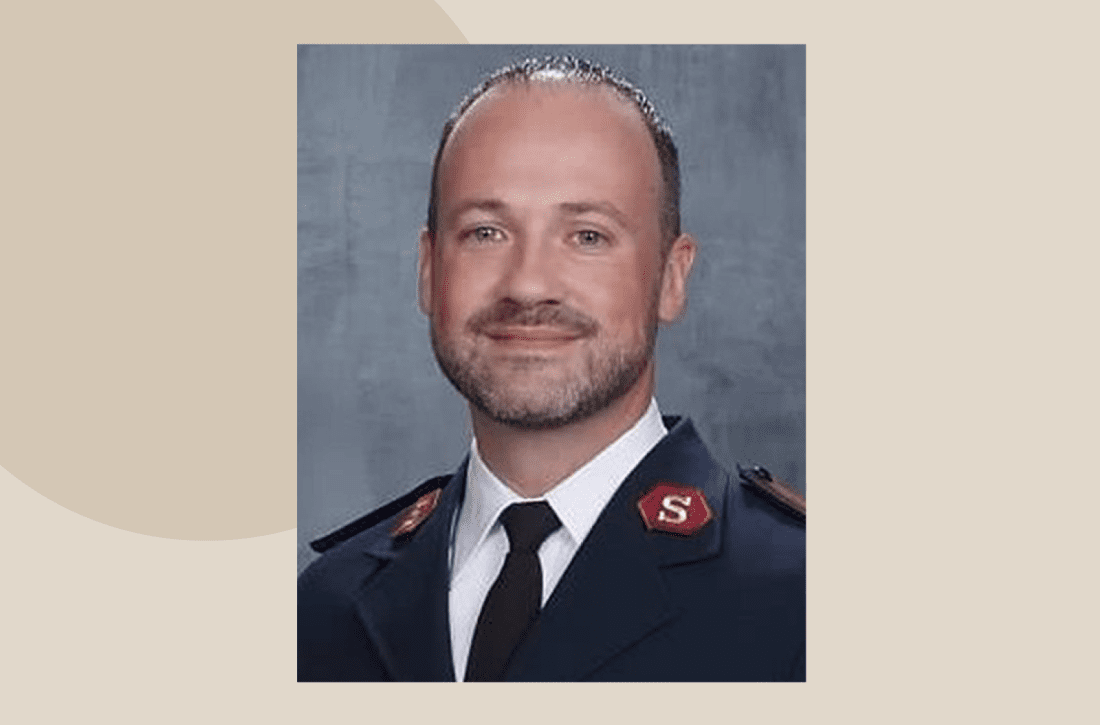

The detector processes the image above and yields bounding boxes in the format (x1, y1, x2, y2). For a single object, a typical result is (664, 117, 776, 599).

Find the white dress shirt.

(447, 399, 668, 680)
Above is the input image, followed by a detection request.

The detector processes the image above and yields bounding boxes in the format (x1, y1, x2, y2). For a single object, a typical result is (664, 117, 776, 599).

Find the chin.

(474, 383, 584, 430)
(477, 402, 589, 431)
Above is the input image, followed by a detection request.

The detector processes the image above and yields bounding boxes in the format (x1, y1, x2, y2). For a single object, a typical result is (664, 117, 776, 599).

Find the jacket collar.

(351, 462, 467, 682)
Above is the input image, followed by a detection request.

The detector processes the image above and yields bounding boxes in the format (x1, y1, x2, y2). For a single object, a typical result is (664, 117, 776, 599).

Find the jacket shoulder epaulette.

(309, 475, 451, 553)
(737, 464, 805, 524)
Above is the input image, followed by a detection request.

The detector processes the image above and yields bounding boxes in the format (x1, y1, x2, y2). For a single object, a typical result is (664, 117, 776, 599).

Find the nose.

(496, 233, 562, 306)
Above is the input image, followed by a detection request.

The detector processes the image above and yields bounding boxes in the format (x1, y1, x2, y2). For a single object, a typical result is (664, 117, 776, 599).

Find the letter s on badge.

(657, 494, 691, 524)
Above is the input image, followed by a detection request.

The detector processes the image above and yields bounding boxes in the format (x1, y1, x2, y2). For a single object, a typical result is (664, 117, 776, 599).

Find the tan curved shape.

(0, 1, 466, 541)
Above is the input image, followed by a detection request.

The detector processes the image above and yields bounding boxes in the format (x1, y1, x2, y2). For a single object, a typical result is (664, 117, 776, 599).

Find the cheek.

(580, 260, 658, 331)
(633, 247, 668, 290)
(432, 256, 488, 328)
(432, 280, 463, 330)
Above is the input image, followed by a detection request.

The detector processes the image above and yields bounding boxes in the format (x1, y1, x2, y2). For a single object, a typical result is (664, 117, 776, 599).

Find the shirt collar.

(452, 399, 668, 576)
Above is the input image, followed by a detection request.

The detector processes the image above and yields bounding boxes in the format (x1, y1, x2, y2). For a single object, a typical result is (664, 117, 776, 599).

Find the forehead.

(436, 81, 662, 228)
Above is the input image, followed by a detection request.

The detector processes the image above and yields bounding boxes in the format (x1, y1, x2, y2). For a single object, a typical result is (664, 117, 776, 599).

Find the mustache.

(468, 300, 599, 337)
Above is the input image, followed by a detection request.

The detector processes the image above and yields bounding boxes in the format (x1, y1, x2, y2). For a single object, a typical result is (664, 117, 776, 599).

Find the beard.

(430, 299, 657, 430)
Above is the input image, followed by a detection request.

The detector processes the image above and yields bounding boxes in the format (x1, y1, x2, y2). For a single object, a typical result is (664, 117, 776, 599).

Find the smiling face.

(419, 81, 695, 429)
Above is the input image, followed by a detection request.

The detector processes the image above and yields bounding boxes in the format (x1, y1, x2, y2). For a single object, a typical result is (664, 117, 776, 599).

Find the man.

(298, 56, 805, 682)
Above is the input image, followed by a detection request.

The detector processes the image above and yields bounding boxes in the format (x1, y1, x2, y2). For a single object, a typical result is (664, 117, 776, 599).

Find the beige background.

(2, 0, 1097, 721)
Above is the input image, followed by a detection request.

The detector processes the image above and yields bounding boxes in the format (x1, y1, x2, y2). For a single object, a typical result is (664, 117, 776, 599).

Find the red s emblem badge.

(637, 483, 715, 535)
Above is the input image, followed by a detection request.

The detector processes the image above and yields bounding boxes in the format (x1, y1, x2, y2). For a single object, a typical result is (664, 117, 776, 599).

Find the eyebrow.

(449, 199, 508, 219)
(447, 199, 633, 230)
(556, 201, 632, 230)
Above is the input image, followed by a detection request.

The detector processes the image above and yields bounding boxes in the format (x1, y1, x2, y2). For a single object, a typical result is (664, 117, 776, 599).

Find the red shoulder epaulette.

(309, 475, 450, 553)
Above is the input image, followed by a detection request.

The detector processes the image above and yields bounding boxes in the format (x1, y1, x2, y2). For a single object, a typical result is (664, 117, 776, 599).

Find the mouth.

(482, 326, 586, 347)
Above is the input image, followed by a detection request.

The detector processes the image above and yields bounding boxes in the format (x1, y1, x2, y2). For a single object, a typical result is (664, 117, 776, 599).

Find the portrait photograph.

(297, 44, 805, 681)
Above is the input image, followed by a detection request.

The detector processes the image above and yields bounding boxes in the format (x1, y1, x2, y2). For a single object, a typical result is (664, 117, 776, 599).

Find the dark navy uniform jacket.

(298, 417, 805, 682)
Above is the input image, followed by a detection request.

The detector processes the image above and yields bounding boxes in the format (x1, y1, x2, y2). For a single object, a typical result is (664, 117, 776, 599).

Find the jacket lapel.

(350, 464, 466, 682)
(506, 418, 726, 681)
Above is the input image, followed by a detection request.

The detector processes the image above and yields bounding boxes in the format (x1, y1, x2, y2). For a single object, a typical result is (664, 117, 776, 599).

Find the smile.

(482, 327, 585, 345)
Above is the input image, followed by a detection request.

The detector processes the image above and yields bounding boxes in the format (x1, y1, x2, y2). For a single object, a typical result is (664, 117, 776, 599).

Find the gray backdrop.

(298, 45, 805, 572)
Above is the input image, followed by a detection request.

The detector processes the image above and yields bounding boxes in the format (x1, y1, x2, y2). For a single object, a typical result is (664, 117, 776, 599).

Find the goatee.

(430, 299, 656, 430)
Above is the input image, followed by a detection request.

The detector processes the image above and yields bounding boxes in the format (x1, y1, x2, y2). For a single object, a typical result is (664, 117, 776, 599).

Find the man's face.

(420, 82, 693, 429)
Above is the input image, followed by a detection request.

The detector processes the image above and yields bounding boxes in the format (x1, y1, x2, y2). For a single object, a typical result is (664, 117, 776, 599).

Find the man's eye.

(469, 226, 504, 243)
(574, 230, 607, 248)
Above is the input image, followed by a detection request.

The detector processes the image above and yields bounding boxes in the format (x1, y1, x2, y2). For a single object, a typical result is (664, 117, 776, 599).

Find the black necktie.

(464, 501, 562, 682)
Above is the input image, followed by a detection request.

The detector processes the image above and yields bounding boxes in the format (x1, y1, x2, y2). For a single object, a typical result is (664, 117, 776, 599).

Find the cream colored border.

(0, 1, 461, 541)
(2, 0, 1095, 721)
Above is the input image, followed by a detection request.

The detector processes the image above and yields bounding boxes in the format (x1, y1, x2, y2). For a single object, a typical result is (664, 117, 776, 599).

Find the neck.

(471, 368, 656, 498)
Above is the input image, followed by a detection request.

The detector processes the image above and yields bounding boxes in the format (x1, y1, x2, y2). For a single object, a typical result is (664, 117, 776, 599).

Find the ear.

(417, 228, 434, 316)
(657, 233, 697, 323)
